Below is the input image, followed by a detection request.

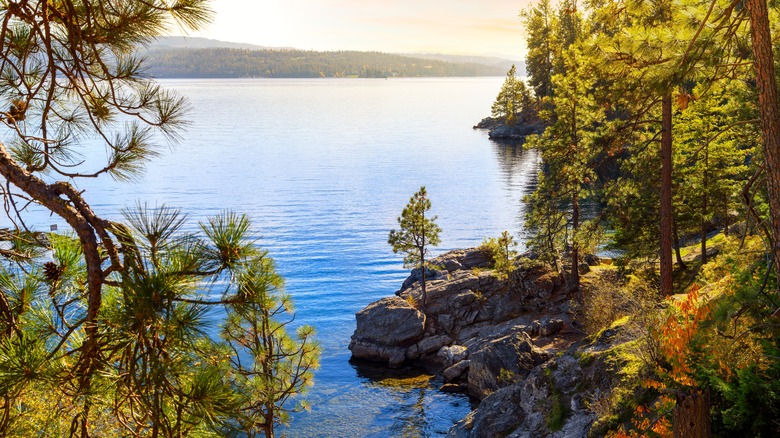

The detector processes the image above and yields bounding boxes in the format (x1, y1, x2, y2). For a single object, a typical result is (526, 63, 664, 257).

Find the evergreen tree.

(491, 65, 533, 125)
(522, 0, 557, 100)
(525, 47, 602, 291)
(673, 81, 754, 263)
(522, 0, 582, 101)
(388, 187, 441, 308)
(222, 256, 320, 438)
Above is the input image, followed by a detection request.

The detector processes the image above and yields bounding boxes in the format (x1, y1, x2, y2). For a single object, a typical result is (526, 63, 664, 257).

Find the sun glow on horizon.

(169, 0, 533, 59)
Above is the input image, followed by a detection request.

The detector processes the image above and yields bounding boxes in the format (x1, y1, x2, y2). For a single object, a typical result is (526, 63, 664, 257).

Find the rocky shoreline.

(349, 248, 640, 437)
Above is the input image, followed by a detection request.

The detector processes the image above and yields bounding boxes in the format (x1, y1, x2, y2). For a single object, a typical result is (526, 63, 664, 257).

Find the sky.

(169, 0, 533, 59)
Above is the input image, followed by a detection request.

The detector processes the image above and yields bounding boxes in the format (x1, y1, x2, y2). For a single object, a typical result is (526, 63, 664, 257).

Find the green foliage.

(491, 65, 533, 125)
(517, 0, 780, 433)
(221, 257, 320, 437)
(693, 258, 780, 436)
(0, 1, 325, 437)
(0, 207, 319, 437)
(524, 47, 601, 278)
(388, 186, 441, 306)
(521, 0, 582, 100)
(388, 186, 442, 271)
(546, 388, 570, 432)
(480, 230, 518, 280)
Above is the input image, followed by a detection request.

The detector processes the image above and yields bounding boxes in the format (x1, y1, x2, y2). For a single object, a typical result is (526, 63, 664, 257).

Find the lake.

(5, 78, 540, 436)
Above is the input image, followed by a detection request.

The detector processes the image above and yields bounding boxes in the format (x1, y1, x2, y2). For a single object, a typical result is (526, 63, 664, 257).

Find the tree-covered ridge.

(142, 47, 507, 78)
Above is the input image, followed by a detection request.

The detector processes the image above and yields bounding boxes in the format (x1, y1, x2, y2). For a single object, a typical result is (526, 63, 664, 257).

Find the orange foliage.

(657, 284, 711, 386)
(608, 285, 711, 437)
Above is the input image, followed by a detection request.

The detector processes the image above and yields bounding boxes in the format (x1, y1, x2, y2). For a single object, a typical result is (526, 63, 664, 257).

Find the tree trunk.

(265, 409, 275, 438)
(571, 191, 580, 294)
(420, 248, 427, 308)
(673, 218, 687, 270)
(673, 390, 711, 438)
(747, 0, 780, 280)
(660, 91, 674, 296)
(701, 146, 709, 264)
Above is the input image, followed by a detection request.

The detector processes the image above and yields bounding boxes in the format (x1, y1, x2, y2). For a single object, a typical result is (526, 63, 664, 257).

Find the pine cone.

(43, 261, 62, 283)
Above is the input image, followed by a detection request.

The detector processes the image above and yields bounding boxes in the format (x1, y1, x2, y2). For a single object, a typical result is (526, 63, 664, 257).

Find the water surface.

(4, 78, 540, 437)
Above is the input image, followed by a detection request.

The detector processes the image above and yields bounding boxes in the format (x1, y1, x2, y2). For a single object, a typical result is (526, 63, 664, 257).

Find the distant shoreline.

(141, 46, 514, 79)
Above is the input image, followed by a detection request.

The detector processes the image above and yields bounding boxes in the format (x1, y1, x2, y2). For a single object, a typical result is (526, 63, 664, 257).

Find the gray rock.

(530, 320, 541, 336)
(443, 259, 463, 272)
(466, 331, 548, 399)
(449, 355, 596, 438)
(540, 318, 564, 337)
(400, 266, 444, 291)
(438, 344, 468, 367)
(348, 341, 408, 368)
(351, 296, 425, 346)
(443, 359, 471, 382)
(349, 296, 426, 366)
(406, 334, 452, 360)
(584, 254, 601, 266)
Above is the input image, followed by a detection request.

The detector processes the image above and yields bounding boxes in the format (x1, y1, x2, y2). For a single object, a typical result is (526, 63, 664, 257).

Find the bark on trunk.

(747, 0, 780, 280)
(702, 146, 709, 265)
(571, 191, 580, 295)
(661, 91, 674, 296)
(673, 390, 711, 438)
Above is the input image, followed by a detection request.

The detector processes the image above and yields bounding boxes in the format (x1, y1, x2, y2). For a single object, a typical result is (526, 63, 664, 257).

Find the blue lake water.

(4, 78, 540, 436)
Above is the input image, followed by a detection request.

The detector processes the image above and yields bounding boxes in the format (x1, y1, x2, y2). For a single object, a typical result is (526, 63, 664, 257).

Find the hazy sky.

(170, 0, 532, 59)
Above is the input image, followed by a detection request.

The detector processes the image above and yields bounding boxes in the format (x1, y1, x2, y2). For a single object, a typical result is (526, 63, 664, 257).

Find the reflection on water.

(489, 141, 541, 247)
(352, 360, 476, 438)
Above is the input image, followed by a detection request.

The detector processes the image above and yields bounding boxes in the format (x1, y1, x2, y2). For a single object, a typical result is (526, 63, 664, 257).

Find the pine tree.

(525, 47, 602, 291)
(491, 65, 532, 125)
(388, 187, 442, 308)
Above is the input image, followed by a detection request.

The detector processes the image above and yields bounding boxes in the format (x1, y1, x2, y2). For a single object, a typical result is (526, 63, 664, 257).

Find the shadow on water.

(351, 359, 477, 437)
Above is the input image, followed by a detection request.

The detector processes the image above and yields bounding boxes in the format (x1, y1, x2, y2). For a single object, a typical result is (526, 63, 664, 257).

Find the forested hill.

(142, 47, 508, 78)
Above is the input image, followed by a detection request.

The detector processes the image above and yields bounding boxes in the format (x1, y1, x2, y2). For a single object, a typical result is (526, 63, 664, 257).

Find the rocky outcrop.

(466, 331, 548, 399)
(349, 248, 573, 393)
(349, 247, 633, 438)
(349, 296, 425, 367)
(473, 117, 545, 143)
(448, 321, 641, 438)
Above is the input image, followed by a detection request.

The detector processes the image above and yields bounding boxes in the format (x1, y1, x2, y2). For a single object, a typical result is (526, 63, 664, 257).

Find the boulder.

(349, 296, 426, 366)
(540, 318, 564, 337)
(406, 334, 452, 360)
(443, 360, 471, 382)
(584, 254, 601, 266)
(466, 331, 548, 399)
(438, 344, 468, 367)
(351, 296, 425, 346)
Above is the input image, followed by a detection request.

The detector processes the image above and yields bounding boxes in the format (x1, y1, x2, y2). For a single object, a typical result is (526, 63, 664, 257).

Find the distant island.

(141, 37, 516, 78)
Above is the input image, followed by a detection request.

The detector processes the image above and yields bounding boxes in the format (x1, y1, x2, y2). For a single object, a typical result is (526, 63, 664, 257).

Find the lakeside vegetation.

(497, 0, 780, 435)
(143, 48, 507, 78)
